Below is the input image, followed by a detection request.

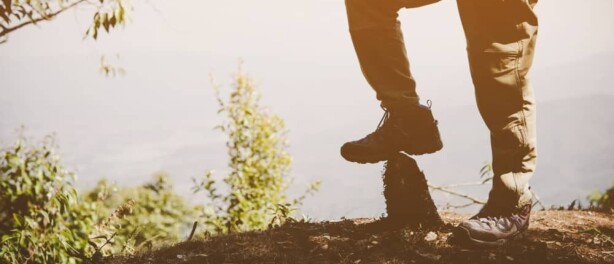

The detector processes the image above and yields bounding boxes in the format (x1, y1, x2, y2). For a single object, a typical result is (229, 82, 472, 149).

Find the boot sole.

(363, 218, 445, 233)
(340, 131, 443, 164)
(452, 225, 527, 248)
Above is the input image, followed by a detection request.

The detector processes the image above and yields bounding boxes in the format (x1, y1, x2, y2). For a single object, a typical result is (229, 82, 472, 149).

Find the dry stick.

(436, 182, 488, 188)
(188, 221, 198, 241)
(428, 184, 486, 205)
(531, 190, 547, 210)
(431, 184, 547, 210)
(442, 202, 478, 210)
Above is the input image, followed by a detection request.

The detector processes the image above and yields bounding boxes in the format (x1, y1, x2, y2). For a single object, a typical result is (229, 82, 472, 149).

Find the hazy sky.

(2, 0, 613, 113)
(1, 0, 613, 219)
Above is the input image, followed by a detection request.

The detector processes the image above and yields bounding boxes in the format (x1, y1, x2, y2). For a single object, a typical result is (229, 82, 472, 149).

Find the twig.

(428, 184, 486, 205)
(531, 190, 547, 210)
(442, 202, 478, 210)
(188, 221, 198, 241)
(436, 182, 489, 188)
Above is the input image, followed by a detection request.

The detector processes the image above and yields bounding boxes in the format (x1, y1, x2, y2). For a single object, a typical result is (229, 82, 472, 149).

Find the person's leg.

(342, 0, 443, 163)
(346, 0, 414, 107)
(454, 0, 538, 246)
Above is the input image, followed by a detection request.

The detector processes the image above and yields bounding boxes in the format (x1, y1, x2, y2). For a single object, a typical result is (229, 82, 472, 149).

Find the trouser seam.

(513, 39, 527, 205)
(516, 39, 529, 149)
(510, 42, 521, 198)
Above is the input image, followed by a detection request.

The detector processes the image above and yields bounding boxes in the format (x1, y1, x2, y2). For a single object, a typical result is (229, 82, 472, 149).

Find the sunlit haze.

(1, 0, 613, 219)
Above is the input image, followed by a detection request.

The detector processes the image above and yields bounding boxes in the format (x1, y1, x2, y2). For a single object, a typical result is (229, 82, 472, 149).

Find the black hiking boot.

(364, 153, 444, 232)
(340, 102, 443, 164)
(453, 204, 531, 247)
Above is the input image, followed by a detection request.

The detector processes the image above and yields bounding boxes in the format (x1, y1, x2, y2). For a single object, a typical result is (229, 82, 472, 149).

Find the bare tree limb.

(531, 190, 546, 210)
(435, 181, 489, 189)
(442, 202, 478, 210)
(428, 184, 486, 205)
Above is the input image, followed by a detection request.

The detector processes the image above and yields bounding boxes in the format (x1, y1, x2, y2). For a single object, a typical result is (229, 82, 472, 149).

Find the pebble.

(424, 231, 438, 242)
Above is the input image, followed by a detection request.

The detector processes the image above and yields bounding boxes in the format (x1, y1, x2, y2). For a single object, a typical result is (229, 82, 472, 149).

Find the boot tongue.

(474, 202, 530, 220)
(387, 104, 422, 120)
(473, 203, 512, 219)
(391, 102, 423, 117)
(382, 99, 420, 110)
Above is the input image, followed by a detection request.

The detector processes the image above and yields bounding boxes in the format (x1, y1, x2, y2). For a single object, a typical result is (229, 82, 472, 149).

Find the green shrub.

(0, 68, 320, 262)
(193, 69, 319, 234)
(588, 181, 614, 211)
(83, 173, 203, 254)
(0, 136, 203, 263)
(0, 136, 97, 264)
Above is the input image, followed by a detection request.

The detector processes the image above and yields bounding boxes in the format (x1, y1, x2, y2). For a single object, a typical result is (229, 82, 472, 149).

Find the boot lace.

(361, 107, 391, 142)
(376, 108, 391, 132)
(477, 210, 526, 228)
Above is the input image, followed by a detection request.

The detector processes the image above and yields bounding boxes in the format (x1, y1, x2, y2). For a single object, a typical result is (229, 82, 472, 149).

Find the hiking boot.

(340, 102, 443, 164)
(453, 204, 531, 247)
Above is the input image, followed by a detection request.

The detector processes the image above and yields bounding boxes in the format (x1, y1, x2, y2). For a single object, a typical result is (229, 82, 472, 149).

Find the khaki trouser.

(345, 0, 538, 210)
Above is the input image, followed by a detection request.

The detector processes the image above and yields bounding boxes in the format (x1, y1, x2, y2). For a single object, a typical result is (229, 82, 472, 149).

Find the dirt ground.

(104, 210, 614, 264)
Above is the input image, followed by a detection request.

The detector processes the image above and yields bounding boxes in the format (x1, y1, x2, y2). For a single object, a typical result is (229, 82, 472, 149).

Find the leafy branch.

(1, 0, 131, 44)
(0, 0, 86, 42)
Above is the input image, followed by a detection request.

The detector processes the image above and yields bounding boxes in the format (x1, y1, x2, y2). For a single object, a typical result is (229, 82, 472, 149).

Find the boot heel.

(404, 121, 443, 155)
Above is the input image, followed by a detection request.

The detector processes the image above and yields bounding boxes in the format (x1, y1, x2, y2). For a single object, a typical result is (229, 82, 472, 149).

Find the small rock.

(506, 256, 514, 261)
(424, 231, 438, 242)
(177, 254, 185, 259)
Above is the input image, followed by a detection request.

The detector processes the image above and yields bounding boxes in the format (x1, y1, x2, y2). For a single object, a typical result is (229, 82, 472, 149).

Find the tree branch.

(531, 190, 546, 210)
(428, 184, 486, 205)
(0, 0, 88, 39)
(442, 202, 478, 210)
(435, 181, 489, 189)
